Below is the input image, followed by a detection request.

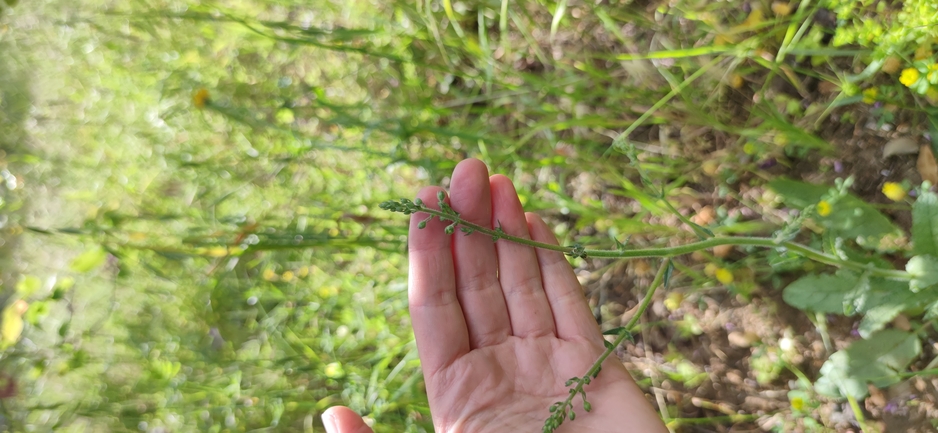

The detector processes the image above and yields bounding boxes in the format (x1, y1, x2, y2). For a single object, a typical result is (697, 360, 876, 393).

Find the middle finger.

(490, 174, 556, 337)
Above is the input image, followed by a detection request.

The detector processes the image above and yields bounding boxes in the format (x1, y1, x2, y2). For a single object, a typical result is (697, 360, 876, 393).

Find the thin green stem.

(846, 394, 870, 433)
(399, 202, 910, 281)
(543, 259, 671, 432)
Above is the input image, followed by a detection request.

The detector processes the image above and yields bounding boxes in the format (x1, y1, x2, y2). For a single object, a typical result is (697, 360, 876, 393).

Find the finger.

(526, 213, 603, 342)
(408, 187, 470, 374)
(449, 159, 510, 348)
(321, 406, 375, 433)
(490, 175, 555, 337)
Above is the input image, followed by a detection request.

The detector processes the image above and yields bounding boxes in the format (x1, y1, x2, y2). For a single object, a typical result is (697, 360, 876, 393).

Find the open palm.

(407, 159, 667, 433)
(322, 159, 667, 433)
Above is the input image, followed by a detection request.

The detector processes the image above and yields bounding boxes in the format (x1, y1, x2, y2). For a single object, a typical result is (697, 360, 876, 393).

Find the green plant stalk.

(605, 56, 722, 157)
(846, 394, 870, 433)
(396, 202, 910, 280)
(666, 413, 759, 427)
(543, 258, 671, 432)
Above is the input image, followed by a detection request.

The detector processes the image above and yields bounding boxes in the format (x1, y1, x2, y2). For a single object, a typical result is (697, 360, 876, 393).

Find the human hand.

(409, 159, 667, 432)
(325, 159, 668, 432)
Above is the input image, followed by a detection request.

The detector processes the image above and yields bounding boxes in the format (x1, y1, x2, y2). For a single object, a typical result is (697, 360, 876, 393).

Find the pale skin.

(322, 159, 669, 433)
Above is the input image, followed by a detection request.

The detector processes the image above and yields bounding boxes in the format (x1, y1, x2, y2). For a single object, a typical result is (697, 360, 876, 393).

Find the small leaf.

(782, 272, 859, 314)
(815, 329, 921, 399)
(857, 304, 904, 338)
(603, 340, 613, 350)
(906, 255, 938, 292)
(70, 247, 108, 273)
(602, 327, 628, 336)
(15, 275, 41, 297)
(663, 260, 675, 288)
(912, 190, 938, 256)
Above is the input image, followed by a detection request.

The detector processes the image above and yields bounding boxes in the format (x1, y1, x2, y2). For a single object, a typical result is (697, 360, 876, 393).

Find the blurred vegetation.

(2, 0, 938, 431)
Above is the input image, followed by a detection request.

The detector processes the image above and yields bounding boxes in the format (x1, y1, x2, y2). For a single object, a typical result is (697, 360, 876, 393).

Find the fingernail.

(321, 411, 338, 433)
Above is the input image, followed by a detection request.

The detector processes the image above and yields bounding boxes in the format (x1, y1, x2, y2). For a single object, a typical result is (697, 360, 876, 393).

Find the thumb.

(321, 406, 374, 433)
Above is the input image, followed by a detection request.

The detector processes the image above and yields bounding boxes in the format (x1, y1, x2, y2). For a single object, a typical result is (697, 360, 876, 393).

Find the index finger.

(408, 187, 470, 374)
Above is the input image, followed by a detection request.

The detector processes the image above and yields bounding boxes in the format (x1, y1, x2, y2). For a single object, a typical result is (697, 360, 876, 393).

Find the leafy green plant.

(775, 185, 938, 401)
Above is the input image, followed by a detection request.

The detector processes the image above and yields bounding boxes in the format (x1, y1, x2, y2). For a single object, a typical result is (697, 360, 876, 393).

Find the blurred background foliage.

(2, 0, 938, 431)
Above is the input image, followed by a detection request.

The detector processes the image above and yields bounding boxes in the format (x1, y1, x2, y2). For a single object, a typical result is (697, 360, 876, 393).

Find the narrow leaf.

(912, 190, 938, 256)
(70, 247, 108, 273)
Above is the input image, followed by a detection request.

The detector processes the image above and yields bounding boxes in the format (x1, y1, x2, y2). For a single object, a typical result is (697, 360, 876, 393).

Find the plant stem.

(408, 203, 910, 281)
(846, 394, 870, 433)
(546, 259, 670, 432)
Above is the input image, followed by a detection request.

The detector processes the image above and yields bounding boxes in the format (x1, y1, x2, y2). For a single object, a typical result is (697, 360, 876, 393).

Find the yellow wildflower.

(862, 88, 878, 104)
(900, 68, 921, 87)
(192, 89, 210, 109)
(817, 200, 832, 217)
(262, 268, 278, 281)
(281, 270, 295, 282)
(882, 182, 907, 201)
(790, 396, 805, 411)
(715, 268, 734, 285)
(664, 293, 685, 312)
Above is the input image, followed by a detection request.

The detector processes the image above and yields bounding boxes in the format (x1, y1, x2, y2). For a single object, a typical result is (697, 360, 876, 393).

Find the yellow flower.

(791, 396, 805, 411)
(900, 68, 921, 87)
(281, 270, 295, 282)
(664, 293, 685, 312)
(192, 89, 210, 109)
(817, 200, 832, 217)
(262, 268, 278, 281)
(862, 88, 878, 104)
(715, 268, 734, 285)
(882, 182, 907, 201)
